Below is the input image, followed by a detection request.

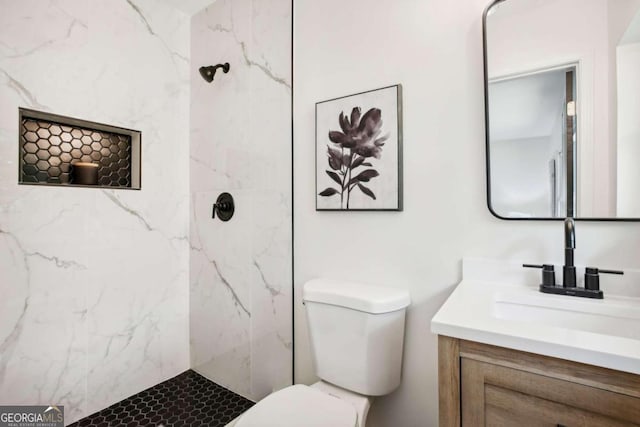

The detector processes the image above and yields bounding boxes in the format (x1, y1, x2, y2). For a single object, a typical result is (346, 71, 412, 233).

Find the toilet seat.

(235, 384, 358, 427)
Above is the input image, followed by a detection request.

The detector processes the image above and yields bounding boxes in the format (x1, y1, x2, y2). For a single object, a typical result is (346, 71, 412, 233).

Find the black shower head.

(199, 63, 230, 83)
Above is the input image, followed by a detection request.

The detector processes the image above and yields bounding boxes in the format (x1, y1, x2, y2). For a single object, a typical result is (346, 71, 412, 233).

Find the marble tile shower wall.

(0, 1, 190, 424)
(189, 0, 292, 400)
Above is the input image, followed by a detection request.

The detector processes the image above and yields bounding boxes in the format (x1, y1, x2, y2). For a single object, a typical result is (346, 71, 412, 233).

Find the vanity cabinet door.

(461, 358, 640, 427)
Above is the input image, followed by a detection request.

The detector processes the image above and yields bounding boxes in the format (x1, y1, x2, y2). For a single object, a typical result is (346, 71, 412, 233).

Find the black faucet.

(523, 217, 623, 299)
(563, 217, 577, 288)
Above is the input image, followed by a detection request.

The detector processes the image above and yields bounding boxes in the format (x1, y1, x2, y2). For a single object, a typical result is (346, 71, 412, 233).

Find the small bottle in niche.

(71, 162, 99, 185)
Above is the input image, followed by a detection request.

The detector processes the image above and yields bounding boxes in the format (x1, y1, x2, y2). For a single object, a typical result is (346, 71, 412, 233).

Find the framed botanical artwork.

(315, 84, 403, 211)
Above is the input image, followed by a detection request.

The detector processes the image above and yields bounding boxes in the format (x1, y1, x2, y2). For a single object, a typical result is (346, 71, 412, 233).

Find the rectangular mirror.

(484, 0, 640, 220)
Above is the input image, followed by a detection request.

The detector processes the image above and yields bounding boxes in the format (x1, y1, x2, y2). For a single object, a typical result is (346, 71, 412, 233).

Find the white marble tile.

(1, 0, 290, 421)
(0, 191, 89, 423)
(250, 191, 292, 399)
(190, 0, 292, 402)
(190, 0, 253, 195)
(189, 190, 252, 396)
(0, 220, 89, 423)
(245, 0, 292, 399)
(250, 0, 292, 89)
(85, 190, 189, 415)
(0, 0, 90, 115)
(0, 0, 190, 424)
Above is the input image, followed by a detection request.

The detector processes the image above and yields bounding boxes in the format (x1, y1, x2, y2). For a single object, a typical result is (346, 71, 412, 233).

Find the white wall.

(294, 1, 640, 426)
(616, 42, 640, 216)
(606, 0, 640, 215)
(0, 1, 190, 423)
(190, 0, 292, 401)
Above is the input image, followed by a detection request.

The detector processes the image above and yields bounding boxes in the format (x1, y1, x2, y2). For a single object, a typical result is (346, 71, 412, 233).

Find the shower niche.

(18, 108, 141, 189)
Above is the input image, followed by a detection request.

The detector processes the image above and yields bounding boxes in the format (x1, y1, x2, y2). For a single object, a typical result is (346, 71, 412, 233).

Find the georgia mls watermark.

(0, 406, 64, 427)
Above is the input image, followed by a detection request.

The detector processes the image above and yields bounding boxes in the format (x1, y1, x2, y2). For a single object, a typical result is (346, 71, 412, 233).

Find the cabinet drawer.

(484, 383, 635, 427)
(461, 358, 640, 426)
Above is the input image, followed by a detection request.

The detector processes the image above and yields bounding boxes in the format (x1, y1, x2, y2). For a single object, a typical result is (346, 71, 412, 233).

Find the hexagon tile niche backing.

(19, 108, 141, 189)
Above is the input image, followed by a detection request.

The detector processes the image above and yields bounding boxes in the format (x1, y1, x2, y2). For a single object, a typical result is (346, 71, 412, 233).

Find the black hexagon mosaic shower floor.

(69, 370, 254, 427)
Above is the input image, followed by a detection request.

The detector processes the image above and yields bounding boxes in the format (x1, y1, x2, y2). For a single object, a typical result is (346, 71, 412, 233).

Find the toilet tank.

(303, 279, 411, 396)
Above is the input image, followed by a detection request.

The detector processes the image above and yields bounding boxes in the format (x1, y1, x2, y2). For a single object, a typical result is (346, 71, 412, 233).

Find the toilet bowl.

(229, 381, 370, 427)
(227, 279, 409, 427)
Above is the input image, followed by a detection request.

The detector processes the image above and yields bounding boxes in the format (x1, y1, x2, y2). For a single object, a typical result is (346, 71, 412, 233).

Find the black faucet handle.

(584, 267, 624, 292)
(523, 264, 556, 286)
(598, 268, 624, 275)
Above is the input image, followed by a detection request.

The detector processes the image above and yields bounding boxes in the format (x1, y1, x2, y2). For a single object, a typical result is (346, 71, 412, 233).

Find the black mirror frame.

(482, 0, 640, 222)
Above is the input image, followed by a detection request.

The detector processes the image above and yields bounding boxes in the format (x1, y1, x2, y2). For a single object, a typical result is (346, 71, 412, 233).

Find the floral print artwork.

(315, 85, 402, 211)
(318, 107, 388, 209)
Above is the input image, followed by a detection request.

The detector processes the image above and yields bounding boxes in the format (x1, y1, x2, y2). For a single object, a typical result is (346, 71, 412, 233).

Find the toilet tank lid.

(303, 278, 411, 314)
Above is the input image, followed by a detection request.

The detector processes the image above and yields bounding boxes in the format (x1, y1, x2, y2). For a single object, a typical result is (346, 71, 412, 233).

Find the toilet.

(229, 278, 411, 427)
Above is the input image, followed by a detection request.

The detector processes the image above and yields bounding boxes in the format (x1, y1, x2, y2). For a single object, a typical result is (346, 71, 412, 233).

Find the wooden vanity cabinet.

(438, 336, 640, 426)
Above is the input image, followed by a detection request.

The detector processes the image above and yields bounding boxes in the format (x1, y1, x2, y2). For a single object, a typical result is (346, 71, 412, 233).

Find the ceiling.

(621, 9, 640, 44)
(489, 69, 566, 142)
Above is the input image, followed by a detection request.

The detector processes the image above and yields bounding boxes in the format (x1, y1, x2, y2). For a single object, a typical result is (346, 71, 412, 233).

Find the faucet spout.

(536, 216, 612, 299)
(563, 217, 576, 287)
(564, 217, 575, 250)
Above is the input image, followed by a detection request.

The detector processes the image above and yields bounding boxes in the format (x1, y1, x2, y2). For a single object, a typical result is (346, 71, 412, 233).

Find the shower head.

(199, 63, 230, 83)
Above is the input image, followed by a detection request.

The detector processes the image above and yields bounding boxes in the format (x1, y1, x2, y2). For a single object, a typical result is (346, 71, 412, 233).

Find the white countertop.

(431, 258, 640, 375)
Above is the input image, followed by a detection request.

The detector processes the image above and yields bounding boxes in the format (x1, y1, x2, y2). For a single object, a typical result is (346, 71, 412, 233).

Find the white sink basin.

(493, 291, 640, 341)
(431, 258, 640, 376)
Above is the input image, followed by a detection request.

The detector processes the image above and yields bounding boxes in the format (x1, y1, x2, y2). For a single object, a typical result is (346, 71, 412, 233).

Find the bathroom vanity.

(438, 337, 640, 426)
(433, 0, 640, 423)
(432, 258, 640, 426)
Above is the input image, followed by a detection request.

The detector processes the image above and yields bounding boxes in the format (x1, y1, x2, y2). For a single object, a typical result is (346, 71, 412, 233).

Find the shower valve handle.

(212, 192, 235, 222)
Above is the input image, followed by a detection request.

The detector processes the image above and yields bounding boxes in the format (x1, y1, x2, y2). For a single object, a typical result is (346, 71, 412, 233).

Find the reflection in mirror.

(484, 0, 640, 220)
(489, 66, 576, 218)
